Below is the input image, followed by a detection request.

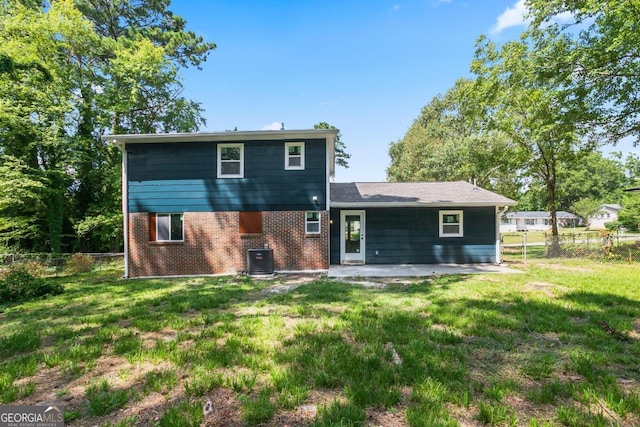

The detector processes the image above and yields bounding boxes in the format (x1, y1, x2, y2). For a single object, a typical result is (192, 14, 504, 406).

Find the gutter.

(495, 205, 510, 264)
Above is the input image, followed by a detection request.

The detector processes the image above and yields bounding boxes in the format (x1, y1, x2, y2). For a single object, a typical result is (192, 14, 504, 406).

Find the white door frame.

(340, 210, 366, 264)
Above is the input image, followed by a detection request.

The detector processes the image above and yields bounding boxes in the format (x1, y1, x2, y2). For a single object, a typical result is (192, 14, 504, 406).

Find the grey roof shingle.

(330, 181, 516, 207)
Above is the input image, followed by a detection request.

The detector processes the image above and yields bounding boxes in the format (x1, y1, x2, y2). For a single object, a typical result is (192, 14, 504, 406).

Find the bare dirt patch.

(523, 281, 568, 298)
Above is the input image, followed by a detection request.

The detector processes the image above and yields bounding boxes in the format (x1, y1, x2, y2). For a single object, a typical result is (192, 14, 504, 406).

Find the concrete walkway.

(327, 263, 520, 278)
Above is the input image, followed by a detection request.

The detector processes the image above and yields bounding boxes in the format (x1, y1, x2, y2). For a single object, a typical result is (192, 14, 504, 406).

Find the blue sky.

(168, 1, 553, 182)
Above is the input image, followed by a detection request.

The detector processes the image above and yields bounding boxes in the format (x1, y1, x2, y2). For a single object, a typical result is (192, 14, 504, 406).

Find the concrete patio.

(327, 263, 521, 278)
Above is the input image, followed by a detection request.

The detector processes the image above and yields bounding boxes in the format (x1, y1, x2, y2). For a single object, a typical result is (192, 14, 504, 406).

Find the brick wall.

(128, 211, 329, 277)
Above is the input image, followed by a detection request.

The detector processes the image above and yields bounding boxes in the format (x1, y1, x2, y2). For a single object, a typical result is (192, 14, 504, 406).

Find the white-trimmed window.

(153, 213, 184, 242)
(285, 142, 305, 170)
(439, 210, 463, 237)
(218, 143, 244, 178)
(305, 211, 321, 234)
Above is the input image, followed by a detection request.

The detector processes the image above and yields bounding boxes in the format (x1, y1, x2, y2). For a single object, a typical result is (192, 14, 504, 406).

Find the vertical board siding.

(330, 207, 497, 264)
(128, 139, 327, 212)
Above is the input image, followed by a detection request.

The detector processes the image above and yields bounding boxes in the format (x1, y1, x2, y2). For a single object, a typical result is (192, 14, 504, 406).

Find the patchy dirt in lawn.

(523, 281, 568, 298)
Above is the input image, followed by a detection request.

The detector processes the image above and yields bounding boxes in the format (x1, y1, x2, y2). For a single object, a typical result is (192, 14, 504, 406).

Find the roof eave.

(101, 129, 339, 144)
(330, 201, 517, 208)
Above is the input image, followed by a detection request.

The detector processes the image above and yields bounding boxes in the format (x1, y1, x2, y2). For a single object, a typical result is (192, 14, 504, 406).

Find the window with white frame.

(439, 210, 463, 237)
(155, 213, 184, 242)
(285, 142, 305, 170)
(305, 211, 321, 234)
(218, 143, 244, 178)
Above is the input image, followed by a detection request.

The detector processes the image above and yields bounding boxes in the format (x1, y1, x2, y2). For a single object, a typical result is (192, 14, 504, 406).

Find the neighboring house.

(105, 130, 516, 278)
(500, 211, 579, 233)
(587, 204, 621, 229)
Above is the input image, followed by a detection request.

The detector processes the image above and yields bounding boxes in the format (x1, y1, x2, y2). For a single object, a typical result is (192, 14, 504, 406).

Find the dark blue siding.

(330, 207, 497, 264)
(128, 139, 327, 212)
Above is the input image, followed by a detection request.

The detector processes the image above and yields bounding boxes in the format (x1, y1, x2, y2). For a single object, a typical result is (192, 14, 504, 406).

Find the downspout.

(114, 140, 129, 278)
(495, 205, 509, 264)
(326, 133, 336, 269)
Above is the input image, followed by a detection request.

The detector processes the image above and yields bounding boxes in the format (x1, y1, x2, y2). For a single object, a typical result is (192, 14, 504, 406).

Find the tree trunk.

(546, 174, 561, 257)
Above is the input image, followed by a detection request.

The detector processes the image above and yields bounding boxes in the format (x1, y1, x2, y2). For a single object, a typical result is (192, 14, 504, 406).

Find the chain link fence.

(0, 253, 124, 274)
(502, 231, 640, 263)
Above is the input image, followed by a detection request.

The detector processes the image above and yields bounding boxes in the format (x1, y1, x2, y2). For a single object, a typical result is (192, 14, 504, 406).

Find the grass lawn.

(1, 261, 639, 426)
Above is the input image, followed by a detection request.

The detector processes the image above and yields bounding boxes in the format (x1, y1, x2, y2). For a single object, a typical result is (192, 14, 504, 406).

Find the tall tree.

(387, 78, 521, 200)
(313, 122, 351, 169)
(0, 0, 215, 253)
(526, 0, 640, 143)
(0, 0, 102, 251)
(470, 34, 597, 239)
(69, 0, 215, 252)
(556, 152, 627, 209)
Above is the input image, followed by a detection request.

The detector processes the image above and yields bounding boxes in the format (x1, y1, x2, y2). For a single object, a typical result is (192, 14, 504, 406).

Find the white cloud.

(431, 0, 452, 5)
(490, 0, 529, 35)
(261, 122, 284, 130)
(392, 4, 400, 11)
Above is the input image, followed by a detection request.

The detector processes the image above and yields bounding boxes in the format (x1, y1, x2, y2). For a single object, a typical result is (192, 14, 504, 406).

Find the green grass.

(0, 260, 639, 426)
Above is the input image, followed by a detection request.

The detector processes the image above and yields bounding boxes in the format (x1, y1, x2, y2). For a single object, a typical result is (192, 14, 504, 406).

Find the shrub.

(65, 253, 94, 273)
(0, 270, 63, 303)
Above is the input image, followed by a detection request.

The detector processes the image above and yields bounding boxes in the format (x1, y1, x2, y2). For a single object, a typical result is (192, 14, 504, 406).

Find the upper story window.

(439, 210, 463, 238)
(285, 142, 305, 170)
(218, 143, 244, 178)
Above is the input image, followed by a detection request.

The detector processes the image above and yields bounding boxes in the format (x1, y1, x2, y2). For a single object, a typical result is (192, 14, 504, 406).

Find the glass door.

(341, 211, 365, 264)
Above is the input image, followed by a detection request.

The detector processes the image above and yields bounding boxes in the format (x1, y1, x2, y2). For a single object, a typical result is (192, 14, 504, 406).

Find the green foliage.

(0, 270, 62, 303)
(0, 156, 46, 246)
(476, 402, 517, 426)
(64, 253, 94, 274)
(0, 329, 40, 357)
(312, 400, 366, 426)
(314, 122, 350, 169)
(240, 391, 276, 425)
(559, 152, 626, 210)
(618, 194, 640, 231)
(0, 0, 214, 253)
(387, 79, 521, 201)
(571, 197, 603, 225)
(74, 213, 123, 253)
(470, 32, 598, 236)
(526, 0, 640, 143)
(85, 379, 129, 416)
(2, 266, 640, 424)
(156, 400, 203, 427)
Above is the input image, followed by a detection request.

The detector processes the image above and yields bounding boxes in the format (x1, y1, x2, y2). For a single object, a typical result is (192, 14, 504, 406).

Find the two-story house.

(107, 129, 337, 278)
(106, 129, 516, 278)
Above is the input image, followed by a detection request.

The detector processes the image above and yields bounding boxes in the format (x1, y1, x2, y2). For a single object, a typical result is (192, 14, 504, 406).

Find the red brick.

(128, 211, 328, 277)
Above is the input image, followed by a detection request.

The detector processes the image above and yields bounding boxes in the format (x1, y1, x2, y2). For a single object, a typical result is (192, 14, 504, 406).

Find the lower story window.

(306, 211, 321, 234)
(150, 213, 184, 241)
(439, 210, 463, 237)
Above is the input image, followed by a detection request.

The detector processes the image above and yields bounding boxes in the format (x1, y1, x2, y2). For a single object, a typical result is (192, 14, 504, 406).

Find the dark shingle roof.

(330, 181, 516, 207)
